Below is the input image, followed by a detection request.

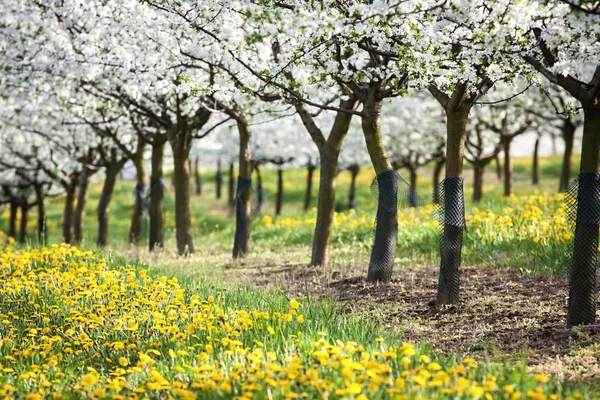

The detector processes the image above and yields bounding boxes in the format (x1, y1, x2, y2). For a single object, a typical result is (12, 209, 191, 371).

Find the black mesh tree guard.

(148, 176, 165, 251)
(367, 170, 418, 282)
(564, 172, 600, 326)
(433, 177, 466, 304)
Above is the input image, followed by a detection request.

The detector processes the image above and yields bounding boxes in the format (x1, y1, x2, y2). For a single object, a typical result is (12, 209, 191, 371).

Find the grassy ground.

(2, 154, 600, 398)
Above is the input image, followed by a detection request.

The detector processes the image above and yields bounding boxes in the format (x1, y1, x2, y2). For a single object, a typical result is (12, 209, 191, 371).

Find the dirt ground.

(243, 262, 600, 382)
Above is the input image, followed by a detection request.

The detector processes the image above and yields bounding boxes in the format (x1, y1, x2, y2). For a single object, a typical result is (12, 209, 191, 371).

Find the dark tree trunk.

(34, 184, 47, 243)
(19, 198, 29, 244)
(171, 136, 195, 255)
(62, 175, 77, 243)
(348, 165, 359, 210)
(503, 137, 513, 196)
(472, 162, 484, 202)
(437, 106, 470, 305)
(362, 91, 396, 283)
(254, 163, 264, 212)
(533, 136, 541, 185)
(97, 163, 124, 247)
(304, 165, 316, 212)
(9, 200, 18, 239)
(304, 95, 358, 267)
(559, 120, 576, 192)
(495, 152, 502, 180)
(433, 159, 445, 188)
(409, 168, 418, 207)
(567, 109, 600, 327)
(232, 119, 253, 258)
(228, 162, 235, 207)
(194, 156, 202, 196)
(73, 166, 92, 243)
(129, 146, 147, 245)
(216, 160, 223, 199)
(149, 141, 166, 251)
(275, 167, 284, 216)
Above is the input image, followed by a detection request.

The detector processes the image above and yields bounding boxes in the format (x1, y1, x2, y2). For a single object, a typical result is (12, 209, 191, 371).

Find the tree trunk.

(503, 137, 513, 196)
(437, 106, 470, 305)
(362, 92, 396, 283)
(472, 162, 484, 202)
(495, 152, 502, 180)
(567, 110, 600, 327)
(149, 141, 166, 251)
(34, 184, 47, 244)
(275, 167, 284, 216)
(559, 120, 576, 192)
(8, 200, 18, 239)
(171, 137, 195, 255)
(216, 160, 223, 199)
(97, 164, 124, 247)
(433, 159, 445, 188)
(232, 118, 252, 258)
(532, 136, 541, 185)
(129, 149, 147, 245)
(348, 165, 359, 210)
(62, 176, 77, 243)
(73, 166, 92, 243)
(194, 156, 202, 196)
(254, 163, 264, 212)
(409, 168, 418, 207)
(311, 152, 338, 267)
(309, 95, 359, 267)
(19, 198, 28, 244)
(228, 162, 235, 207)
(304, 165, 315, 212)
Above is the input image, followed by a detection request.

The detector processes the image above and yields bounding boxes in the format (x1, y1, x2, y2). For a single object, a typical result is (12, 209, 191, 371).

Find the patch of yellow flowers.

(0, 238, 582, 399)
(259, 192, 572, 248)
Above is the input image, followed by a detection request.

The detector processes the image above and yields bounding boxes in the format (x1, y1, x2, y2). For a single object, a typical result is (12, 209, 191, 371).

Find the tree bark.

(149, 141, 166, 251)
(216, 160, 223, 199)
(254, 162, 264, 212)
(62, 175, 77, 243)
(304, 165, 316, 212)
(34, 184, 47, 244)
(129, 145, 147, 245)
(472, 162, 484, 202)
(437, 106, 470, 305)
(559, 120, 576, 192)
(19, 197, 29, 244)
(409, 168, 418, 207)
(495, 152, 502, 180)
(171, 134, 195, 255)
(194, 156, 202, 196)
(276, 167, 284, 216)
(232, 118, 252, 258)
(532, 136, 541, 185)
(97, 163, 124, 247)
(567, 109, 600, 327)
(309, 96, 359, 267)
(9, 200, 18, 239)
(362, 91, 396, 283)
(73, 166, 92, 243)
(348, 165, 359, 210)
(503, 137, 513, 196)
(228, 162, 235, 207)
(433, 159, 445, 188)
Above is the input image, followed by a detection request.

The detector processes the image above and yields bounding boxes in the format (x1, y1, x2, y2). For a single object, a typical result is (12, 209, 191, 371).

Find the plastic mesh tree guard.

(564, 172, 600, 326)
(433, 177, 466, 304)
(148, 177, 165, 250)
(367, 170, 421, 282)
